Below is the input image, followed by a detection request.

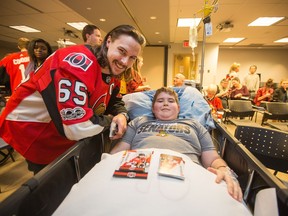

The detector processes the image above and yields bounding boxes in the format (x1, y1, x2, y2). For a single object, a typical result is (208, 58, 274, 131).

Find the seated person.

(111, 87, 242, 201)
(173, 73, 186, 87)
(216, 78, 230, 108)
(230, 77, 250, 100)
(204, 84, 223, 114)
(254, 78, 274, 106)
(273, 78, 288, 102)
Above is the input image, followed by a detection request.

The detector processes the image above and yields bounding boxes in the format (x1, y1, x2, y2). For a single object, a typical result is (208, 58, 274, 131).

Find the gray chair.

(0, 138, 15, 165)
(234, 125, 288, 176)
(223, 100, 259, 126)
(261, 102, 288, 125)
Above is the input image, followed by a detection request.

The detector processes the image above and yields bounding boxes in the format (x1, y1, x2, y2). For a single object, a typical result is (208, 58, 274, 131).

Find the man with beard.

(0, 25, 146, 174)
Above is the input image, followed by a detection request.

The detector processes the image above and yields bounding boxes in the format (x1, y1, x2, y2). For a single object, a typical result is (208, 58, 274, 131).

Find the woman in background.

(254, 78, 274, 106)
(273, 78, 288, 102)
(226, 62, 240, 81)
(120, 56, 150, 94)
(24, 38, 53, 77)
(229, 77, 250, 100)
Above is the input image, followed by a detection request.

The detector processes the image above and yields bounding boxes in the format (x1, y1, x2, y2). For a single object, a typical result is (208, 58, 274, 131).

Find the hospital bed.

(0, 87, 287, 216)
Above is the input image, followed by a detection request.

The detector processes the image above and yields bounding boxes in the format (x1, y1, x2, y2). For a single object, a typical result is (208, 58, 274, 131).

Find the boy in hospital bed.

(111, 87, 242, 201)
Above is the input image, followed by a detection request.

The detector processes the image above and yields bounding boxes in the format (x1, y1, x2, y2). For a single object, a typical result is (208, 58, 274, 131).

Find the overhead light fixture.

(223, 38, 245, 43)
(274, 37, 288, 43)
(248, 17, 285, 26)
(67, 22, 88, 30)
(99, 18, 106, 22)
(57, 39, 76, 45)
(177, 18, 202, 27)
(57, 39, 76, 48)
(9, 25, 40, 32)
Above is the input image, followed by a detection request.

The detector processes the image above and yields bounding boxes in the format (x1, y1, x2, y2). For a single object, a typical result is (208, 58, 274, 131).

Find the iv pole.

(196, 0, 218, 91)
(199, 16, 210, 91)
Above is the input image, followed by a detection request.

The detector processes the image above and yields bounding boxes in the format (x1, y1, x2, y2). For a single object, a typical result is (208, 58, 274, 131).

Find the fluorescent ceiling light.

(177, 18, 202, 27)
(274, 37, 288, 43)
(57, 40, 76, 45)
(9, 25, 40, 32)
(248, 17, 284, 26)
(67, 22, 88, 30)
(223, 38, 245, 43)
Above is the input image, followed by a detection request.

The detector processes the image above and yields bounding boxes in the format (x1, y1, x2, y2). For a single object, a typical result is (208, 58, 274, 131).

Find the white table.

(53, 149, 252, 216)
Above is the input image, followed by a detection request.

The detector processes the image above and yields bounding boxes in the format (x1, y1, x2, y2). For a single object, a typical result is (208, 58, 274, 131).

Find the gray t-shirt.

(121, 116, 215, 164)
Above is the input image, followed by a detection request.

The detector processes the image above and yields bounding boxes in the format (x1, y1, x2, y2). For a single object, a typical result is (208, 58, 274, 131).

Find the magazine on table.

(113, 150, 153, 179)
(157, 153, 185, 180)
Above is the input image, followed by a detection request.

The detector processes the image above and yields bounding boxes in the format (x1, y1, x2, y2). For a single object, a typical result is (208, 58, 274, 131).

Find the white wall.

(141, 46, 166, 90)
(142, 44, 288, 90)
(1, 43, 288, 89)
(217, 48, 288, 84)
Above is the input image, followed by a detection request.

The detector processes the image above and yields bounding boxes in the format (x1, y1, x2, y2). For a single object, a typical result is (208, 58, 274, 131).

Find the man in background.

(82, 24, 103, 53)
(0, 37, 30, 93)
(173, 73, 186, 87)
(242, 65, 259, 99)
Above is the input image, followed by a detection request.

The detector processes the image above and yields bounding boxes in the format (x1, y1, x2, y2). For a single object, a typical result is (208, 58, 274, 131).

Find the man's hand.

(207, 167, 243, 202)
(109, 113, 128, 140)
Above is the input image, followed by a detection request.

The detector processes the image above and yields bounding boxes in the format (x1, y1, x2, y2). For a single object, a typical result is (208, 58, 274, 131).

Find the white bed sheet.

(53, 149, 252, 216)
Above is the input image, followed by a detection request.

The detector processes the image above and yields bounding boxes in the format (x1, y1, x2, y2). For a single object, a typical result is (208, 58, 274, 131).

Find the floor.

(0, 149, 33, 201)
(0, 115, 287, 203)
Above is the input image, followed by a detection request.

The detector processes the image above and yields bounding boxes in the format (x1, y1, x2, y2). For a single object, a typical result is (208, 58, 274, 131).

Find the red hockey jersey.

(0, 51, 30, 91)
(0, 45, 126, 164)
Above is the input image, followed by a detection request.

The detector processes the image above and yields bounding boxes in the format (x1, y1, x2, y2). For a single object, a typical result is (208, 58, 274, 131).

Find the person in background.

(111, 87, 242, 202)
(242, 65, 259, 99)
(173, 73, 186, 87)
(226, 62, 240, 81)
(82, 24, 103, 54)
(253, 78, 274, 106)
(120, 56, 151, 94)
(0, 37, 30, 93)
(273, 79, 288, 102)
(24, 38, 53, 77)
(216, 78, 230, 108)
(230, 77, 250, 100)
(204, 84, 223, 114)
(0, 25, 146, 174)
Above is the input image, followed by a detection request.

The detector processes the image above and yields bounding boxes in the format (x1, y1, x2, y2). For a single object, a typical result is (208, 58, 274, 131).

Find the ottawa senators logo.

(63, 52, 92, 71)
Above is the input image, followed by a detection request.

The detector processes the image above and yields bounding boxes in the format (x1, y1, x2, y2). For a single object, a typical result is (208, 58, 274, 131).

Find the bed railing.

(0, 121, 287, 216)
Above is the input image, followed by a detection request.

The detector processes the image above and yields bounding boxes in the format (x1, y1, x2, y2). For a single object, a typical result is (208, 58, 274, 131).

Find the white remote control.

(109, 122, 118, 137)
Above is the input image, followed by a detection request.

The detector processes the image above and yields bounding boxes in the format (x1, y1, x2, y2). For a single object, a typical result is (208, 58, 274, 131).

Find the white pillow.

(122, 86, 215, 130)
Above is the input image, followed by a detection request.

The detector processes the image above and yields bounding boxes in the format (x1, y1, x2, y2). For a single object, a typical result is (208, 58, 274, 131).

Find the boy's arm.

(110, 141, 131, 154)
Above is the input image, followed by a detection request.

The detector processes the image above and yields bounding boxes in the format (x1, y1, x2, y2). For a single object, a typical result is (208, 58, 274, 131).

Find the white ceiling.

(0, 0, 287, 51)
